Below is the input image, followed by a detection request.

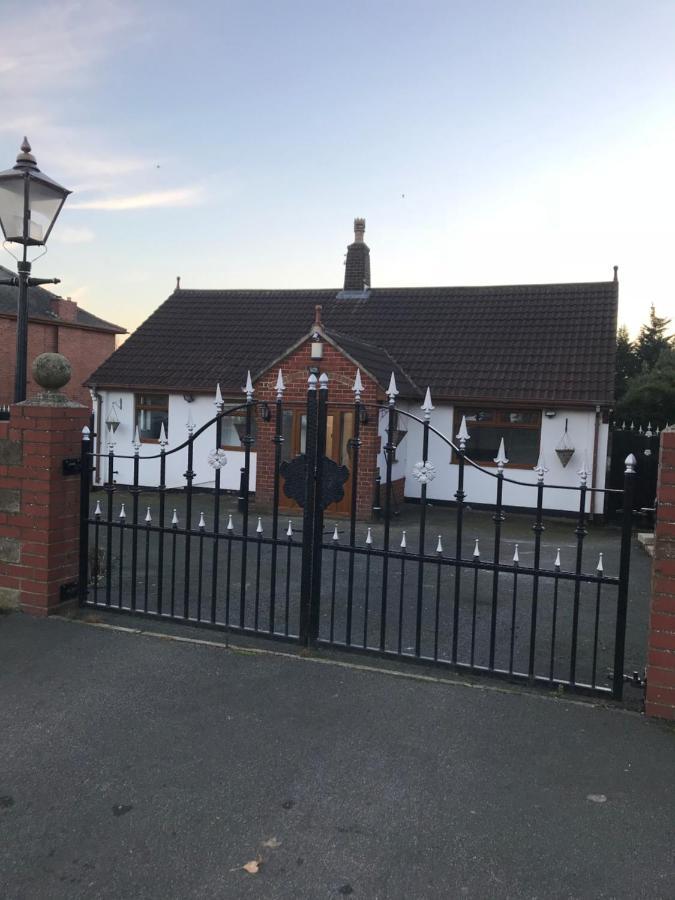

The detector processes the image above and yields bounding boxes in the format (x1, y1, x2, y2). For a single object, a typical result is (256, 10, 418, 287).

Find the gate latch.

(62, 457, 82, 476)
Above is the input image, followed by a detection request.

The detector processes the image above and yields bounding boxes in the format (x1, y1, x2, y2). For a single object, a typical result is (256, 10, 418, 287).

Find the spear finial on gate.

(436, 535, 443, 554)
(94, 500, 102, 517)
(386, 372, 398, 405)
(319, 372, 328, 390)
(171, 509, 178, 526)
(494, 437, 508, 473)
(287, 520, 293, 537)
(554, 548, 561, 569)
(578, 452, 590, 486)
(513, 543, 519, 564)
(275, 369, 285, 400)
(456, 415, 470, 450)
(256, 516, 263, 534)
(366, 527, 373, 545)
(625, 453, 637, 474)
(597, 552, 603, 573)
(308, 373, 317, 391)
(145, 507, 152, 523)
(186, 408, 196, 435)
(227, 514, 234, 531)
(352, 368, 364, 402)
(214, 382, 224, 412)
(400, 530, 407, 550)
(119, 503, 126, 520)
(133, 425, 141, 452)
(421, 387, 434, 420)
(199, 512, 206, 529)
(473, 538, 480, 559)
(244, 371, 254, 402)
(159, 422, 168, 448)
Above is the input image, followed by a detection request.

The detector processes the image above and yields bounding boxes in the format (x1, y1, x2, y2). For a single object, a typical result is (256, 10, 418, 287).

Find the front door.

(280, 408, 354, 515)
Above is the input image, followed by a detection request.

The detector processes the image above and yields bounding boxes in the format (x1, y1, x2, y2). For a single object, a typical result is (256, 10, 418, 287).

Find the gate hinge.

(62, 457, 82, 476)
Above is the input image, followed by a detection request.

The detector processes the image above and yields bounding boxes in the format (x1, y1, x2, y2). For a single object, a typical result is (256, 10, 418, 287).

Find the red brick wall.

(646, 428, 675, 719)
(0, 402, 89, 616)
(0, 315, 117, 407)
(254, 339, 383, 519)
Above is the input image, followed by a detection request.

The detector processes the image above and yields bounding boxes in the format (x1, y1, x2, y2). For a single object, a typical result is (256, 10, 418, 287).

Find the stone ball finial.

(32, 352, 72, 392)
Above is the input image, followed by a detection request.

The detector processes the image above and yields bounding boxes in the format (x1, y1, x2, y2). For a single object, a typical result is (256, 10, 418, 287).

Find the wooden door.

(280, 408, 354, 515)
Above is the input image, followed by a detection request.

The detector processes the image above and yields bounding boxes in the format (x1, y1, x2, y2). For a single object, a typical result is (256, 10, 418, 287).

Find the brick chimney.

(50, 296, 78, 323)
(343, 218, 371, 291)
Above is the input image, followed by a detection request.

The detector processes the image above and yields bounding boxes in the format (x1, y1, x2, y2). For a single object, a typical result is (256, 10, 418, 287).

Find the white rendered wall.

(401, 404, 606, 513)
(95, 391, 256, 492)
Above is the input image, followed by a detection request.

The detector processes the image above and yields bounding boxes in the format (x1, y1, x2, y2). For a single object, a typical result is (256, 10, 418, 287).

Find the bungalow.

(86, 220, 617, 515)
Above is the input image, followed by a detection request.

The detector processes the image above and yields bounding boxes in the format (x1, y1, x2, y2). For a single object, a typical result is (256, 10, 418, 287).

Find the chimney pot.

(343, 218, 371, 291)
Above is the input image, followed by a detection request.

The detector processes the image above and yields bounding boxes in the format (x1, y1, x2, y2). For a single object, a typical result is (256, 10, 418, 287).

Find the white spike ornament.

(227, 514, 234, 532)
(145, 507, 152, 523)
(456, 415, 470, 450)
(286, 520, 293, 538)
(436, 535, 443, 554)
(332, 524, 339, 542)
(119, 503, 126, 520)
(386, 372, 399, 404)
(473, 539, 480, 559)
(244, 371, 254, 401)
(597, 552, 604, 573)
(366, 527, 373, 546)
(554, 548, 561, 569)
(352, 368, 364, 401)
(400, 530, 407, 550)
(421, 386, 434, 419)
(214, 382, 224, 412)
(513, 543, 519, 564)
(198, 512, 206, 529)
(171, 509, 178, 526)
(275, 369, 285, 400)
(256, 516, 263, 534)
(494, 437, 509, 472)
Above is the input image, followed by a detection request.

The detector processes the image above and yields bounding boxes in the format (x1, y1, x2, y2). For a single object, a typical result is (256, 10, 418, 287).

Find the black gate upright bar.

(104, 448, 115, 607)
(210, 412, 223, 623)
(613, 455, 636, 700)
(309, 374, 328, 644)
(488, 455, 505, 670)
(269, 374, 284, 634)
(452, 427, 467, 664)
(528, 471, 545, 678)
(345, 376, 362, 645)
(569, 470, 588, 686)
(415, 392, 432, 656)
(380, 389, 397, 651)
(182, 433, 195, 618)
(239, 377, 254, 629)
(78, 426, 91, 606)
(130, 443, 140, 612)
(299, 374, 318, 645)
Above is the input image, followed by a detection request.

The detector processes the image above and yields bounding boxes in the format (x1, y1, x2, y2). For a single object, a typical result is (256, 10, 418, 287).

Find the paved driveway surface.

(1, 614, 673, 899)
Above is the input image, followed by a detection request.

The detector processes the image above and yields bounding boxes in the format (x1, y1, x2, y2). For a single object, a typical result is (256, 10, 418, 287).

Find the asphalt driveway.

(1, 613, 673, 899)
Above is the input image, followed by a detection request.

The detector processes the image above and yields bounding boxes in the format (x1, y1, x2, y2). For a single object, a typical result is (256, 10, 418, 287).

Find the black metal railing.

(79, 371, 636, 700)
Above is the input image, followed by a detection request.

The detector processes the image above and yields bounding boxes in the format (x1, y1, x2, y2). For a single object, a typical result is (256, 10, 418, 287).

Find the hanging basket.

(555, 447, 575, 468)
(555, 419, 575, 468)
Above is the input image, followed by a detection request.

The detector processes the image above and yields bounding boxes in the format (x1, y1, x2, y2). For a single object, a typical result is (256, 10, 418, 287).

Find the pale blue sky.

(1, 0, 674, 337)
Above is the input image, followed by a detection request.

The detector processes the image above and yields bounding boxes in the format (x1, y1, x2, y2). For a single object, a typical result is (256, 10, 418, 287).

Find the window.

(135, 394, 169, 442)
(453, 408, 541, 467)
(220, 403, 257, 449)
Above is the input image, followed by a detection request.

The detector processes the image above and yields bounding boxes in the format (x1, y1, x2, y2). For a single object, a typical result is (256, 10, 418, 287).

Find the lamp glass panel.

(0, 178, 26, 242)
(27, 179, 65, 242)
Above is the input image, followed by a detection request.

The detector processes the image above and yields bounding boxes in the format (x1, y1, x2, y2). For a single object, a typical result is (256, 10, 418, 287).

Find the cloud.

(50, 226, 95, 244)
(70, 187, 204, 211)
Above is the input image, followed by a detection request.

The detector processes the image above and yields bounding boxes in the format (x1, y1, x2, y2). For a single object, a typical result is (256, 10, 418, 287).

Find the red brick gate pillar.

(646, 427, 675, 719)
(0, 353, 89, 617)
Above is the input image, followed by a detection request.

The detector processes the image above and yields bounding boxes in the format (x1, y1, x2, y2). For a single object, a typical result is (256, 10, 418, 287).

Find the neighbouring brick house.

(0, 265, 125, 407)
(87, 220, 618, 516)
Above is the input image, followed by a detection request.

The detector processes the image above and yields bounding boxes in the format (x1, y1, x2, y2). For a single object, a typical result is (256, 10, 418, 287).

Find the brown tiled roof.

(0, 265, 125, 333)
(87, 281, 618, 406)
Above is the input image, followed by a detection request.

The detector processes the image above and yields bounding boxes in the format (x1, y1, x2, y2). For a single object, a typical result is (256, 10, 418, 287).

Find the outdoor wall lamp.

(0, 138, 70, 403)
(258, 401, 271, 422)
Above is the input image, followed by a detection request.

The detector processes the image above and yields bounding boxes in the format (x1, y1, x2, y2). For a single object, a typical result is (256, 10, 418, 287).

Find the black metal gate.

(79, 371, 636, 700)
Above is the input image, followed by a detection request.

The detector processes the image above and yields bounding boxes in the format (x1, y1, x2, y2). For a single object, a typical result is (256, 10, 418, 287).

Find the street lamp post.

(0, 138, 70, 402)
